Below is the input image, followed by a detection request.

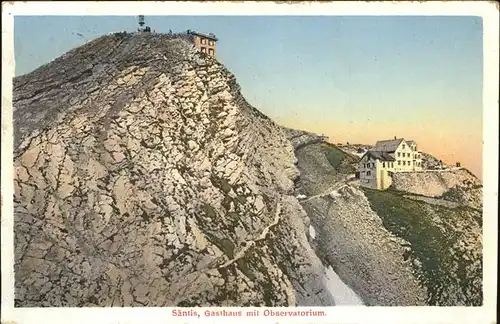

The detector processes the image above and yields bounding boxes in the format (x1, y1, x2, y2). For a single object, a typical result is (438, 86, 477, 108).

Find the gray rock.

(13, 33, 331, 307)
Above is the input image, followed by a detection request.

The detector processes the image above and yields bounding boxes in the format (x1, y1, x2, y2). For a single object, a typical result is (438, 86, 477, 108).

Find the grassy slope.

(319, 142, 358, 174)
(294, 142, 359, 197)
(361, 187, 482, 305)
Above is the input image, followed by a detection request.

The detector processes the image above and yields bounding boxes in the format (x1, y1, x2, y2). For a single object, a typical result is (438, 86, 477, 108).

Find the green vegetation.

(200, 203, 217, 218)
(441, 187, 463, 202)
(210, 174, 232, 194)
(236, 256, 256, 280)
(362, 187, 482, 305)
(219, 238, 235, 259)
(319, 142, 358, 174)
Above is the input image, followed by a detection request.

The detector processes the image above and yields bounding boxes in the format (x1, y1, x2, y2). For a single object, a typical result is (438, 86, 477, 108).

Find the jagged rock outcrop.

(13, 33, 334, 307)
(282, 127, 328, 151)
(420, 151, 447, 170)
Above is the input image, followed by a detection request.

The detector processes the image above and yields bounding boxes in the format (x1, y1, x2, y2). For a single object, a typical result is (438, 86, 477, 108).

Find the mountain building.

(186, 30, 218, 57)
(359, 137, 423, 189)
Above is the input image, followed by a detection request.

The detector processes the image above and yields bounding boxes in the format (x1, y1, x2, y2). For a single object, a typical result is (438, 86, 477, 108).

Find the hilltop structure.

(137, 15, 151, 33)
(358, 138, 423, 189)
(186, 30, 218, 57)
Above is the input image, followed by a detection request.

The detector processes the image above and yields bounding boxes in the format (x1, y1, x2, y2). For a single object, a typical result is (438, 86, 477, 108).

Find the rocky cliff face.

(13, 33, 333, 307)
(391, 169, 483, 210)
(420, 151, 447, 170)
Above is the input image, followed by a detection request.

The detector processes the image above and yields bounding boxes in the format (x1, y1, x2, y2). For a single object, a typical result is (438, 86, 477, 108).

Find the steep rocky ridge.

(13, 33, 334, 307)
(288, 131, 483, 306)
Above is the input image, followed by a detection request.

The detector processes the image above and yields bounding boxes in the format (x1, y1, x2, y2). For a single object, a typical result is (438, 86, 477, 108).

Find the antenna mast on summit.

(137, 15, 151, 33)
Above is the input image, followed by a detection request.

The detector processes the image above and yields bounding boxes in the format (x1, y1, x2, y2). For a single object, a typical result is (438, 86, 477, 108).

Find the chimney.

(394, 136, 396, 140)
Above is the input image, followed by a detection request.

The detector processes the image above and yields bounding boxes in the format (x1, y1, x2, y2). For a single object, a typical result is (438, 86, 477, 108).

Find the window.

(398, 161, 401, 165)
(402, 144, 406, 149)
(208, 48, 214, 55)
(367, 171, 371, 176)
(403, 161, 406, 166)
(391, 162, 394, 168)
(201, 47, 207, 53)
(201, 38, 207, 45)
(398, 152, 401, 157)
(402, 153, 406, 157)
(209, 40, 214, 46)
(382, 162, 385, 168)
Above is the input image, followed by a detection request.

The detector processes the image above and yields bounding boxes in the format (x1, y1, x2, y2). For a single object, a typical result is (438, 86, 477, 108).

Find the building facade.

(358, 151, 395, 190)
(187, 30, 218, 57)
(359, 138, 423, 189)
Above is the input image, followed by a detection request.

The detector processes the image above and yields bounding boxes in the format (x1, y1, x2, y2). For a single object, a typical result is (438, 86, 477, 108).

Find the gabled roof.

(187, 30, 218, 41)
(406, 140, 416, 146)
(361, 150, 396, 162)
(371, 138, 404, 153)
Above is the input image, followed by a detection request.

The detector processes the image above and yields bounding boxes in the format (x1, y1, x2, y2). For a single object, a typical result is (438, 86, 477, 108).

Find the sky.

(14, 16, 483, 179)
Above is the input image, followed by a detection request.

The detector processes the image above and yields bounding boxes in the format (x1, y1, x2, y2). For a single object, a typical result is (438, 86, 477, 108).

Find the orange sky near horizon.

(278, 116, 483, 181)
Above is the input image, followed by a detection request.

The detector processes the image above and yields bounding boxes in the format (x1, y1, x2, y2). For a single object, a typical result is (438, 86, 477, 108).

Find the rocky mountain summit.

(13, 32, 333, 307)
(12, 32, 482, 307)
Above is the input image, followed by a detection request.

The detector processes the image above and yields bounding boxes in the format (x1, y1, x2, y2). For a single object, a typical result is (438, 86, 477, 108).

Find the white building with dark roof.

(359, 137, 423, 189)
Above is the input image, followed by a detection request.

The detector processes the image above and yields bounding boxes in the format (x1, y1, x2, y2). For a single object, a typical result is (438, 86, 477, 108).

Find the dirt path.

(301, 176, 353, 203)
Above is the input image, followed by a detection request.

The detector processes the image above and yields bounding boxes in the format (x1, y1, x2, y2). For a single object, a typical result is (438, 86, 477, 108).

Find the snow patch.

(296, 194, 307, 200)
(309, 225, 316, 239)
(324, 265, 364, 305)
